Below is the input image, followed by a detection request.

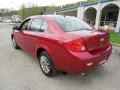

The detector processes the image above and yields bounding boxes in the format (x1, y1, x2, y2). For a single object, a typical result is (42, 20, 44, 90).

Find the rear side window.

(30, 18, 47, 32)
(40, 20, 47, 32)
(30, 19, 43, 31)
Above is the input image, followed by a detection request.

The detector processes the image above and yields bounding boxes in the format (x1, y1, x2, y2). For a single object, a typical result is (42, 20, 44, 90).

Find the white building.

(45, 0, 120, 33)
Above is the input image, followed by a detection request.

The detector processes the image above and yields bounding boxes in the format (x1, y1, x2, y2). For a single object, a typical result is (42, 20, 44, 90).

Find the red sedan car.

(11, 15, 112, 77)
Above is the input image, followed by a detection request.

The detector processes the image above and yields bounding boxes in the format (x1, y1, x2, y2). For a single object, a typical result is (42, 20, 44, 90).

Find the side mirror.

(13, 26, 19, 30)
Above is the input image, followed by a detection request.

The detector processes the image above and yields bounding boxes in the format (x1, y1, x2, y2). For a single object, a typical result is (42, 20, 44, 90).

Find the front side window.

(30, 19, 43, 31)
(19, 19, 31, 30)
(54, 16, 93, 32)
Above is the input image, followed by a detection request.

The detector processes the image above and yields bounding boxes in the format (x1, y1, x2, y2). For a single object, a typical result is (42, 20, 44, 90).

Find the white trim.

(115, 9, 120, 32)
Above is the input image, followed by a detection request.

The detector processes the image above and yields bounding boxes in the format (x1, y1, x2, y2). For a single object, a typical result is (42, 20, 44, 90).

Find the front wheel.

(39, 51, 58, 77)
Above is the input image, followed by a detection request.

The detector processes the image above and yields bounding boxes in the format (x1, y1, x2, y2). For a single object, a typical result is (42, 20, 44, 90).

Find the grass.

(110, 32, 120, 44)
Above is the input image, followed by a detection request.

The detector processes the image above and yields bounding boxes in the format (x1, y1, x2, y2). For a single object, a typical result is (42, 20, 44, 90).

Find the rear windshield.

(54, 16, 93, 32)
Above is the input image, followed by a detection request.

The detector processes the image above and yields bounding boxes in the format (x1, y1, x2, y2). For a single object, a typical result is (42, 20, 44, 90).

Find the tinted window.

(40, 20, 47, 32)
(19, 19, 31, 30)
(54, 16, 93, 32)
(30, 19, 43, 31)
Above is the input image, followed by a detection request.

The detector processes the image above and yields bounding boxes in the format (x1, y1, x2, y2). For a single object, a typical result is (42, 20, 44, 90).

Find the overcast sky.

(0, 0, 87, 10)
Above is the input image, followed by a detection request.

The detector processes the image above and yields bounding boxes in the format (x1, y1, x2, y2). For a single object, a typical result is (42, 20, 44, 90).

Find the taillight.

(66, 39, 86, 52)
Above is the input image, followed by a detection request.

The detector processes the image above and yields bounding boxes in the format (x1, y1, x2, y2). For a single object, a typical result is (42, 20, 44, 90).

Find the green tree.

(18, 0, 100, 19)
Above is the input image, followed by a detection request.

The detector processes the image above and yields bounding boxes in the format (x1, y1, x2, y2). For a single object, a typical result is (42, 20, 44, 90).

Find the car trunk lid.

(67, 30, 110, 51)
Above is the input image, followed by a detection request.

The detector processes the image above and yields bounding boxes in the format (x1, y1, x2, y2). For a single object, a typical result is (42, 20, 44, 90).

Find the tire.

(39, 51, 58, 77)
(12, 37, 20, 49)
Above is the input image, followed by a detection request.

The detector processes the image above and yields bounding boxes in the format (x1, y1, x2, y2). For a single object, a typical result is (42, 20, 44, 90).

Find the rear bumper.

(54, 44, 112, 73)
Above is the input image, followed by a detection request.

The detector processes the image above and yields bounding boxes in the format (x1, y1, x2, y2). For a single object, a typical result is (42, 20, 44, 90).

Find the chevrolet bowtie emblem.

(100, 38, 104, 42)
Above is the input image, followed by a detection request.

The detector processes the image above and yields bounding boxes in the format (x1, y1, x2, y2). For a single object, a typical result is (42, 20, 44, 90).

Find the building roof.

(44, 0, 110, 14)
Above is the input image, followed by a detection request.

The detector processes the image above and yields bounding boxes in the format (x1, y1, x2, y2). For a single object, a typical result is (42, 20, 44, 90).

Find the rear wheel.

(39, 51, 58, 77)
(12, 37, 20, 49)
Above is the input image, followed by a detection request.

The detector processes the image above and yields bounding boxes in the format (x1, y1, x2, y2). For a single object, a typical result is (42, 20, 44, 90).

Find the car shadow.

(49, 66, 111, 86)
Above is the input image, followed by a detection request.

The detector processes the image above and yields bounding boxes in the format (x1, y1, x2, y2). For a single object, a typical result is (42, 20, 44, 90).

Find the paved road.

(0, 23, 120, 90)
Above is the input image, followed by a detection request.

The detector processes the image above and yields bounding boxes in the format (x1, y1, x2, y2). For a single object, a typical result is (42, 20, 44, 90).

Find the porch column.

(77, 6, 84, 20)
(95, 3, 102, 29)
(115, 9, 120, 32)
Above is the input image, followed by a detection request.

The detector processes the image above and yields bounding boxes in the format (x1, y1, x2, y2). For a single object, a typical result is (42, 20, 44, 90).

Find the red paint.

(12, 15, 112, 73)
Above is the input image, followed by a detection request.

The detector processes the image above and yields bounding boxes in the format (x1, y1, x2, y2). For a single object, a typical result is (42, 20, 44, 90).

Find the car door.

(14, 19, 31, 50)
(21, 18, 48, 56)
